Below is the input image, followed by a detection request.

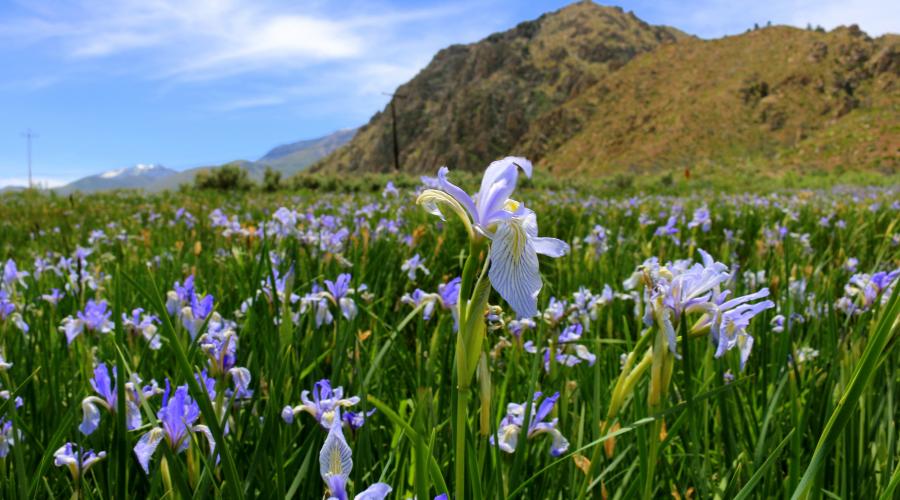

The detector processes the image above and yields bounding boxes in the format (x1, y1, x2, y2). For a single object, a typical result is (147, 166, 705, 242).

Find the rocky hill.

(314, 1, 687, 173)
(313, 1, 898, 177)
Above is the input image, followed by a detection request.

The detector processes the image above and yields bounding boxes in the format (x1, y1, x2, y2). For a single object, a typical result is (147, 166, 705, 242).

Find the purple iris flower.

(79, 363, 160, 435)
(0, 418, 22, 458)
(688, 206, 712, 232)
(316, 274, 358, 321)
(707, 290, 775, 369)
(54, 443, 107, 480)
(400, 276, 462, 328)
(319, 413, 392, 500)
(584, 224, 609, 255)
(133, 381, 216, 474)
(401, 289, 436, 320)
(837, 269, 900, 315)
(490, 391, 569, 457)
(0, 290, 15, 320)
(438, 277, 461, 307)
(80, 299, 112, 330)
(282, 379, 361, 429)
(401, 254, 430, 281)
(166, 275, 195, 315)
(342, 408, 376, 431)
(526, 323, 596, 372)
(199, 328, 237, 375)
(325, 274, 351, 300)
(382, 181, 399, 198)
(41, 288, 65, 306)
(182, 293, 214, 340)
(124, 308, 161, 350)
(3, 259, 28, 289)
(60, 299, 113, 344)
(654, 216, 680, 244)
(418, 157, 569, 318)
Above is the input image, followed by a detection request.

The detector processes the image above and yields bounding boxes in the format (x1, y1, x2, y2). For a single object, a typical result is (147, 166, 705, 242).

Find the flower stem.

(455, 385, 470, 500)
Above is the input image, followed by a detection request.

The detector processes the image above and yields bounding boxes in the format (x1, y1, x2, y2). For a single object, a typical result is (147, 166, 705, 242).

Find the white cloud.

(0, 0, 473, 81)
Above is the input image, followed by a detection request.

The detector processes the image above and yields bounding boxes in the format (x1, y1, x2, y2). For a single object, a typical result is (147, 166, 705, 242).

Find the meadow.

(0, 161, 898, 499)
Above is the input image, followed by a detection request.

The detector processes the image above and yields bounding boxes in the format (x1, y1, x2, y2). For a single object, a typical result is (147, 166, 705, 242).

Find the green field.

(0, 165, 898, 499)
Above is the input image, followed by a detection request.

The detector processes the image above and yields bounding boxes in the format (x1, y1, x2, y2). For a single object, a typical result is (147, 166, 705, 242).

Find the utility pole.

(382, 92, 406, 171)
(21, 129, 38, 189)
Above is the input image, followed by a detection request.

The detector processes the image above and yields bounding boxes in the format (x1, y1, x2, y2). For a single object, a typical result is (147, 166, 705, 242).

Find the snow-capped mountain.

(56, 164, 177, 194)
(98, 163, 173, 179)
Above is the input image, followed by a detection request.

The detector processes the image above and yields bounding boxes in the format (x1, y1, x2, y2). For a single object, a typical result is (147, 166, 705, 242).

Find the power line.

(21, 129, 39, 189)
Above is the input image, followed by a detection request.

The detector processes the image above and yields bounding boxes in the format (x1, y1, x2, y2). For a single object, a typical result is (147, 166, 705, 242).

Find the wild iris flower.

(54, 443, 107, 480)
(60, 299, 113, 344)
(400, 276, 461, 327)
(836, 270, 900, 315)
(182, 293, 215, 340)
(3, 259, 28, 290)
(80, 363, 160, 435)
(524, 323, 596, 372)
(401, 254, 430, 281)
(688, 206, 712, 232)
(319, 412, 392, 500)
(324, 274, 358, 320)
(633, 249, 774, 367)
(490, 391, 569, 457)
(417, 157, 569, 318)
(134, 382, 216, 474)
(166, 275, 196, 316)
(41, 288, 65, 306)
(300, 274, 362, 326)
(282, 379, 365, 430)
(0, 289, 29, 333)
(123, 308, 161, 350)
(0, 418, 22, 458)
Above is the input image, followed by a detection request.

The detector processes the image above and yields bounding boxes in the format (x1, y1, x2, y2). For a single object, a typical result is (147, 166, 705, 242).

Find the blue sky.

(0, 0, 896, 186)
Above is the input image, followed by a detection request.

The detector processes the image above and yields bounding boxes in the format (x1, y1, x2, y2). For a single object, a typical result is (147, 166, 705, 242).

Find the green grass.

(0, 181, 897, 499)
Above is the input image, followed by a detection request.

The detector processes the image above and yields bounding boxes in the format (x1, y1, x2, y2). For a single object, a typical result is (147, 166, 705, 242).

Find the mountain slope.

(525, 25, 899, 175)
(314, 1, 686, 173)
(57, 164, 176, 194)
(259, 128, 356, 165)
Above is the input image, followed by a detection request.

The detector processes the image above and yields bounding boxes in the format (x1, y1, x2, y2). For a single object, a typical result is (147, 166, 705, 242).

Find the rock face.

(315, 1, 898, 177)
(314, 1, 687, 173)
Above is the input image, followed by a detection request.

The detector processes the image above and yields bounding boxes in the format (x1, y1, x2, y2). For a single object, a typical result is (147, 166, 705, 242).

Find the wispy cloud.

(214, 95, 287, 112)
(0, 0, 474, 81)
(0, 0, 492, 119)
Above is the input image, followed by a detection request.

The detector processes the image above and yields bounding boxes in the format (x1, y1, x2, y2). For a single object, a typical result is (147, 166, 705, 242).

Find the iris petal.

(134, 427, 165, 474)
(354, 483, 393, 500)
(79, 399, 102, 435)
(319, 416, 353, 483)
(489, 218, 541, 318)
(437, 167, 478, 223)
(533, 237, 570, 258)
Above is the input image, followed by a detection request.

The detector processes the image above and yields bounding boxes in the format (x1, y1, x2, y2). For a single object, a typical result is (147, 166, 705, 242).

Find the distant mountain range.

(55, 164, 176, 194)
(44, 128, 357, 194)
(314, 1, 898, 176)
